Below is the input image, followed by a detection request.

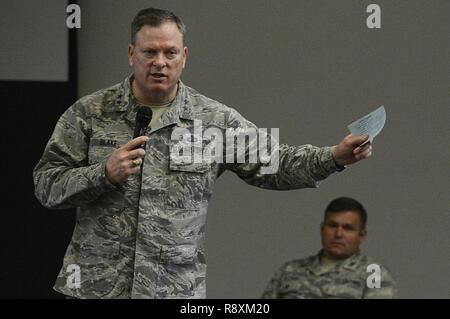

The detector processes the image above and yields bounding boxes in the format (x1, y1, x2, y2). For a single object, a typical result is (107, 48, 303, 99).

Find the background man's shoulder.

(281, 255, 317, 272)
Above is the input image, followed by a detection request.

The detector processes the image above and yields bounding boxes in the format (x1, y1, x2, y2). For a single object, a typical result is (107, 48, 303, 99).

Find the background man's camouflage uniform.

(262, 251, 396, 299)
(33, 76, 341, 298)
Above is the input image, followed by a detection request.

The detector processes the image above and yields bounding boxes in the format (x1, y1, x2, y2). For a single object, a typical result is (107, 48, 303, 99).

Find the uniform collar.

(307, 250, 364, 275)
(116, 75, 196, 132)
(112, 75, 133, 112)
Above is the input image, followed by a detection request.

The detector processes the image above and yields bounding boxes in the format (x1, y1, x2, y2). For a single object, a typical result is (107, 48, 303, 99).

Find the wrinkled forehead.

(135, 23, 184, 47)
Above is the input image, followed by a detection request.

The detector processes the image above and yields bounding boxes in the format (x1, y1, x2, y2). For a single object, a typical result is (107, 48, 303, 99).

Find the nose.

(335, 227, 343, 238)
(153, 53, 166, 69)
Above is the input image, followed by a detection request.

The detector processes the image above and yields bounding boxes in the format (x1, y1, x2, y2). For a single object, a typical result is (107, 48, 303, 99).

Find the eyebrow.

(327, 221, 356, 228)
(140, 43, 179, 49)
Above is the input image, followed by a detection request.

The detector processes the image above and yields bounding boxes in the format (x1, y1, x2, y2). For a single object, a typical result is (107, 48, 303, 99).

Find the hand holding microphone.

(105, 107, 152, 185)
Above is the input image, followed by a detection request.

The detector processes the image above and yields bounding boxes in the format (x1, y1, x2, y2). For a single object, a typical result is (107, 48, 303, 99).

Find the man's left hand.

(331, 134, 373, 167)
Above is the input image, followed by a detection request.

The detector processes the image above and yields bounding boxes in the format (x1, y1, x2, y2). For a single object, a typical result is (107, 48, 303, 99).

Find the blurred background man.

(262, 197, 396, 298)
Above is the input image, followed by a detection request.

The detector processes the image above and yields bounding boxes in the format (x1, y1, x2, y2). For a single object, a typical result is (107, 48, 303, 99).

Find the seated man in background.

(262, 197, 396, 298)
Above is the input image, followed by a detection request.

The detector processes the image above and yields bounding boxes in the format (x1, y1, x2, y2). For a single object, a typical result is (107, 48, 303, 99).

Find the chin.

(148, 82, 174, 91)
(145, 85, 168, 96)
(146, 82, 166, 89)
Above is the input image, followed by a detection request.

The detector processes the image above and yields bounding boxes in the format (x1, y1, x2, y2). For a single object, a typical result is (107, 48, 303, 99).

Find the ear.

(360, 229, 368, 241)
(128, 44, 135, 67)
(182, 46, 189, 69)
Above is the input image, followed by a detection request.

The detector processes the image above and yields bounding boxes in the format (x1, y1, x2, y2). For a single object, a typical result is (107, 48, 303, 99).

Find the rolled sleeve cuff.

(321, 146, 345, 173)
(90, 160, 117, 192)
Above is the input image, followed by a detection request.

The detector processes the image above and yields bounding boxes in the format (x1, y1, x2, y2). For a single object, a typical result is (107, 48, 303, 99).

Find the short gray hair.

(131, 7, 186, 45)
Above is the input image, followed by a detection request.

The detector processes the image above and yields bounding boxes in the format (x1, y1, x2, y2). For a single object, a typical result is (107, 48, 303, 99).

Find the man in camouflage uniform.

(262, 197, 396, 299)
(33, 8, 373, 298)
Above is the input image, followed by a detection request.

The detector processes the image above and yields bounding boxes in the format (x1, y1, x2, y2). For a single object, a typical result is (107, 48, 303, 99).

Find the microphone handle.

(133, 126, 150, 149)
(133, 125, 148, 139)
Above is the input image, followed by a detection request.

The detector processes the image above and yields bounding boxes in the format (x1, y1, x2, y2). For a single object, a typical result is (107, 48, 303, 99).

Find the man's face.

(320, 211, 367, 260)
(128, 22, 188, 104)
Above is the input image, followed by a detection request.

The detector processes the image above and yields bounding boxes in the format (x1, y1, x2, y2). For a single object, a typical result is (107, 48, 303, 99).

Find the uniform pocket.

(169, 162, 210, 173)
(321, 277, 365, 299)
(87, 138, 121, 165)
(167, 162, 210, 211)
(77, 240, 121, 297)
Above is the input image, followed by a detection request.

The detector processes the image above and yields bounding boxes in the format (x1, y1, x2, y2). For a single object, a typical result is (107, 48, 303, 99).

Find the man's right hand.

(105, 136, 149, 185)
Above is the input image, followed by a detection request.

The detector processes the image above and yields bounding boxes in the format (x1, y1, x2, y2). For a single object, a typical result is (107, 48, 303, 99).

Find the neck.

(321, 250, 345, 262)
(321, 249, 358, 262)
(131, 79, 178, 105)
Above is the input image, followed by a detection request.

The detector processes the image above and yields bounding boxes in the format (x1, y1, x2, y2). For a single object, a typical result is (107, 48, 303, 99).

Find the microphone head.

(136, 106, 152, 128)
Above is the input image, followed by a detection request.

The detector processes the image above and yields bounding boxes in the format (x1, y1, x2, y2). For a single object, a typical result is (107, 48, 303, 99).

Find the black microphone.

(133, 107, 153, 138)
(133, 107, 152, 149)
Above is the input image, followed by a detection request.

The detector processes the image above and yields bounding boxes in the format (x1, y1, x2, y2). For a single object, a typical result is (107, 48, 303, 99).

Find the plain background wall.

(0, 0, 68, 81)
(1, 1, 447, 298)
(0, 1, 78, 298)
(76, 0, 449, 298)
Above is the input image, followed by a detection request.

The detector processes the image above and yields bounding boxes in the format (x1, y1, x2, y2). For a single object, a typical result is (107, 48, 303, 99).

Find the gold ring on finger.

(132, 158, 142, 167)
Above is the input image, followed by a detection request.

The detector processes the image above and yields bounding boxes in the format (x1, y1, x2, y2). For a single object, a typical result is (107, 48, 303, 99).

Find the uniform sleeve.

(222, 108, 339, 190)
(33, 102, 116, 209)
(261, 266, 285, 299)
(363, 265, 397, 299)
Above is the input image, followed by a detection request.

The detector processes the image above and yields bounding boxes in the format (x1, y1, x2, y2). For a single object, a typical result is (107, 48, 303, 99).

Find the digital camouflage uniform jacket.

(33, 76, 341, 298)
(262, 251, 396, 299)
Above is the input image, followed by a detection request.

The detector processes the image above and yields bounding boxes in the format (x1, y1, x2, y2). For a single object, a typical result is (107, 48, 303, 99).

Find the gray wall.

(0, 0, 68, 81)
(78, 0, 449, 298)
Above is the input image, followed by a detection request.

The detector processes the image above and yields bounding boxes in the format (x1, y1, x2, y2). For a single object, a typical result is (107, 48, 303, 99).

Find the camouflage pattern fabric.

(33, 76, 340, 298)
(262, 251, 396, 299)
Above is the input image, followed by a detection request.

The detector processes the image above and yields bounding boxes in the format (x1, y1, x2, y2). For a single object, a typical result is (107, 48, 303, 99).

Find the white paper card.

(347, 106, 386, 146)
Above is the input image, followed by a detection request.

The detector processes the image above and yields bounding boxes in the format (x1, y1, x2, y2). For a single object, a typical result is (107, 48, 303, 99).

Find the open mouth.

(150, 73, 167, 79)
